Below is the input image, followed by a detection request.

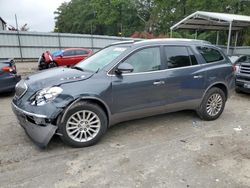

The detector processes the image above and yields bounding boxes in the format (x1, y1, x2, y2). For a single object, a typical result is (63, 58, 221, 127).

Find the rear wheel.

(196, 87, 226, 121)
(59, 101, 108, 147)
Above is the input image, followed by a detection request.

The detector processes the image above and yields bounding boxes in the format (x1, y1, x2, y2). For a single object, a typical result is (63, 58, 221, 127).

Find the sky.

(0, 0, 70, 32)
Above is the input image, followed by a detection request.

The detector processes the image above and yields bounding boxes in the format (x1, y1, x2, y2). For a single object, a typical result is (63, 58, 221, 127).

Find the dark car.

(12, 39, 235, 148)
(38, 48, 93, 70)
(230, 55, 250, 93)
(0, 59, 21, 93)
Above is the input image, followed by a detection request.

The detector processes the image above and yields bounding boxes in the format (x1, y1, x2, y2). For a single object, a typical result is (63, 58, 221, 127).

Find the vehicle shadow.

(47, 110, 198, 150)
(235, 91, 250, 99)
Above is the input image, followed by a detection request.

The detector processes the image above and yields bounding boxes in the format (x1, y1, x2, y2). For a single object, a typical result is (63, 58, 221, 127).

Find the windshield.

(75, 46, 128, 72)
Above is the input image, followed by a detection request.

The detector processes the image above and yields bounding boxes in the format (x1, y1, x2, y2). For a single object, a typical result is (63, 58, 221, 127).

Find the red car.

(38, 48, 93, 70)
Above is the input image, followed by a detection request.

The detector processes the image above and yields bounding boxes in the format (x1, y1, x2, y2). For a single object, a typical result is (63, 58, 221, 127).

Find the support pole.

(15, 14, 23, 62)
(216, 31, 219, 45)
(195, 30, 198, 39)
(235, 31, 239, 48)
(227, 22, 232, 55)
(170, 29, 173, 38)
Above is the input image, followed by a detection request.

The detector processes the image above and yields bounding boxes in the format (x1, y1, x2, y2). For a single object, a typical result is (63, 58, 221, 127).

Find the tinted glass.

(123, 47, 161, 73)
(63, 50, 75, 56)
(75, 50, 88, 55)
(165, 46, 191, 69)
(197, 47, 224, 63)
(238, 56, 247, 63)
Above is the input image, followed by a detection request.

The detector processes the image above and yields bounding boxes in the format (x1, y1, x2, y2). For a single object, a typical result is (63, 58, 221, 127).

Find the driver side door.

(111, 46, 168, 119)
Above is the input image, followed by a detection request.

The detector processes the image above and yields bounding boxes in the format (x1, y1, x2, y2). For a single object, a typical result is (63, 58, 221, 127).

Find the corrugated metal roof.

(171, 11, 250, 31)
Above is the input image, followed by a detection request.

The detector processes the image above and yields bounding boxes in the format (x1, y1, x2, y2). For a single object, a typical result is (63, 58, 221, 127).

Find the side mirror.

(59, 54, 63, 58)
(116, 63, 134, 74)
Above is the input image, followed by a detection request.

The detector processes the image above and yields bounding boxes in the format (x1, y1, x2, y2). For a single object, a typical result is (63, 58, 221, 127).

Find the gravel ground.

(0, 62, 249, 188)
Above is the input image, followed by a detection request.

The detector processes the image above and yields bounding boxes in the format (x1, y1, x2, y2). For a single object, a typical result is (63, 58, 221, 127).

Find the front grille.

(15, 80, 27, 98)
(240, 63, 250, 74)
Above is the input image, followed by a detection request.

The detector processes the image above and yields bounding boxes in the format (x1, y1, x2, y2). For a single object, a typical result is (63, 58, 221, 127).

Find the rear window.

(197, 47, 224, 63)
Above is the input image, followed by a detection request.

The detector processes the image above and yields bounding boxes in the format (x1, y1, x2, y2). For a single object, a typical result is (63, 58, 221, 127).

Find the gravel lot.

(0, 62, 250, 188)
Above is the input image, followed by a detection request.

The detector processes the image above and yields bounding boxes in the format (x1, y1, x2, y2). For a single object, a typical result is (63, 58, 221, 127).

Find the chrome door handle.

(193, 75, 203, 79)
(153, 80, 165, 85)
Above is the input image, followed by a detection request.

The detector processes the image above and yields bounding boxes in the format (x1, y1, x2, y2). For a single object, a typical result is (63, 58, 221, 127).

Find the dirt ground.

(0, 62, 249, 188)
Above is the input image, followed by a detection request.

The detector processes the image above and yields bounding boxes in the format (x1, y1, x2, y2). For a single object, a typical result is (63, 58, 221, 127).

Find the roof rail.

(107, 39, 143, 47)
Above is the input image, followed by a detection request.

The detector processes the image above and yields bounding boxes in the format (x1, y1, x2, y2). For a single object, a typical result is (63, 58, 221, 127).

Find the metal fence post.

(91, 35, 94, 50)
(58, 32, 62, 50)
(15, 14, 23, 61)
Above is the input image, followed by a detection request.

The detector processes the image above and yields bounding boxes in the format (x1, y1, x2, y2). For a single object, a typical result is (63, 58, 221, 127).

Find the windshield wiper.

(72, 66, 84, 71)
(95, 68, 100, 73)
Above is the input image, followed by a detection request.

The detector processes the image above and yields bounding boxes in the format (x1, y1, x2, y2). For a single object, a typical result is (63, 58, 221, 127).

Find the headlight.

(31, 87, 63, 106)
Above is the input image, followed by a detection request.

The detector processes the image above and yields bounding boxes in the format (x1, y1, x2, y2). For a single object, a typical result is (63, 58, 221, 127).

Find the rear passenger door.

(163, 46, 206, 106)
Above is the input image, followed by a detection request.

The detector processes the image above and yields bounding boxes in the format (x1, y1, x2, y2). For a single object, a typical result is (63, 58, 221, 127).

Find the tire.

(38, 61, 47, 70)
(47, 61, 57, 69)
(196, 87, 226, 121)
(58, 101, 108, 147)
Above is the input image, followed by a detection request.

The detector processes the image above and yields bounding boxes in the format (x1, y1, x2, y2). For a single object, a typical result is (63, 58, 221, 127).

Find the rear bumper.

(0, 74, 21, 93)
(12, 102, 57, 148)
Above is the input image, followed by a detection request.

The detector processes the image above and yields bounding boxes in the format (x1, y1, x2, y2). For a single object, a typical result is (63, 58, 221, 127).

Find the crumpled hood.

(24, 67, 93, 90)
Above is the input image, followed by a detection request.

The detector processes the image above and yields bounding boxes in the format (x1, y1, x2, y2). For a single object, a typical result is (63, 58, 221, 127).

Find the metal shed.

(170, 11, 250, 54)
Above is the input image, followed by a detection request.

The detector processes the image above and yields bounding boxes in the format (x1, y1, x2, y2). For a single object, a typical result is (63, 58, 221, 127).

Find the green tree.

(54, 0, 250, 44)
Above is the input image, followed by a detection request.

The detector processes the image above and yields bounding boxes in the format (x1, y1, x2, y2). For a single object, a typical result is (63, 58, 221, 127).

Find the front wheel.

(196, 87, 226, 121)
(47, 61, 57, 69)
(58, 101, 108, 147)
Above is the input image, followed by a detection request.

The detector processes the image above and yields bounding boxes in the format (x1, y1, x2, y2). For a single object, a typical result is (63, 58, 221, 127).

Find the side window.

(164, 46, 191, 69)
(63, 50, 75, 56)
(122, 47, 161, 73)
(197, 47, 224, 63)
(75, 50, 88, 55)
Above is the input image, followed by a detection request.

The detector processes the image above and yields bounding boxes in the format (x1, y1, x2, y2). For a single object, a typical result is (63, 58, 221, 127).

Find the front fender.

(57, 95, 111, 125)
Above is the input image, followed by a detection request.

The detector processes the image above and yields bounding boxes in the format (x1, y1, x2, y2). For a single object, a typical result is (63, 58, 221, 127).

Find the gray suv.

(12, 39, 235, 148)
(233, 55, 250, 93)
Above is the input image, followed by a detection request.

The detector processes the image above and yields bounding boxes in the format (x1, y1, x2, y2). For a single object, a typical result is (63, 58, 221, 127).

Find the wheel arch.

(60, 97, 111, 125)
(204, 82, 228, 100)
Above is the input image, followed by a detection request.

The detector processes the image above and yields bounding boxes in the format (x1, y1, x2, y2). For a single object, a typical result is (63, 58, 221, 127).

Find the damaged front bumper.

(12, 102, 58, 148)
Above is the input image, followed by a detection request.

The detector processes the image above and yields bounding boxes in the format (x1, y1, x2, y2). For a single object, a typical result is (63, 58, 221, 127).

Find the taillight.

(2, 66, 13, 73)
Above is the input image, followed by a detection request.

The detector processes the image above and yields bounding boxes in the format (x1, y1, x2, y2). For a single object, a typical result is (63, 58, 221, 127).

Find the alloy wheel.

(206, 93, 223, 116)
(66, 110, 101, 142)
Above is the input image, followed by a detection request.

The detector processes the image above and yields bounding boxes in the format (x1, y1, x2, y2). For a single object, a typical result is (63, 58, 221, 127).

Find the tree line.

(54, 0, 250, 45)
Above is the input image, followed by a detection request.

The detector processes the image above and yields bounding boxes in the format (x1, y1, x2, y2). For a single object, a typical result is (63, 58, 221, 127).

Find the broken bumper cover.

(12, 102, 58, 148)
